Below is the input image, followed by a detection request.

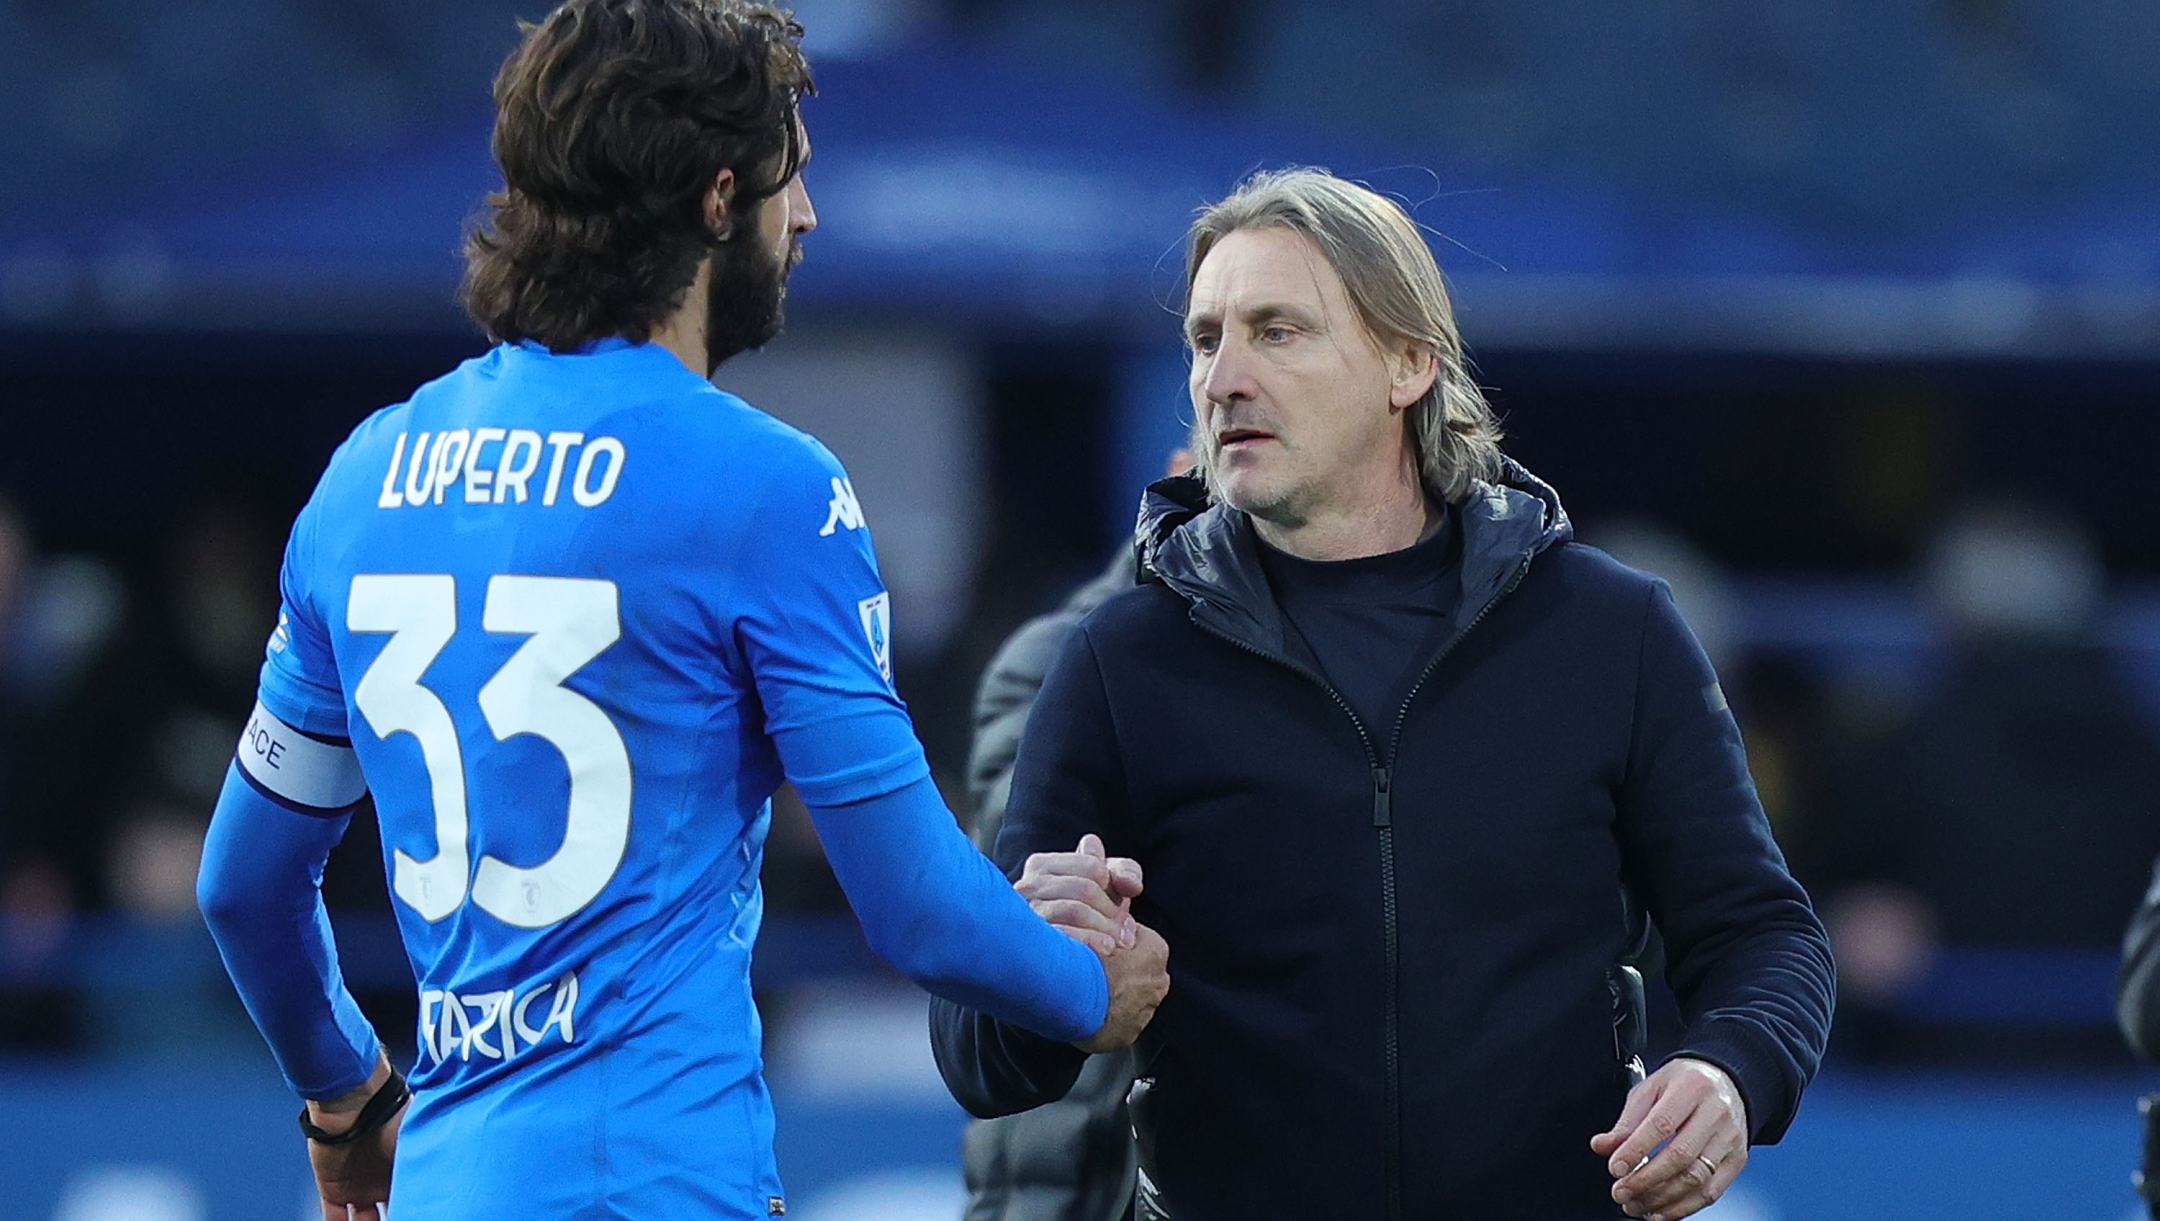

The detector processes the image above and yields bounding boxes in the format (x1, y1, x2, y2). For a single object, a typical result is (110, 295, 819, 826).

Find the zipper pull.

(1371, 766, 1392, 827)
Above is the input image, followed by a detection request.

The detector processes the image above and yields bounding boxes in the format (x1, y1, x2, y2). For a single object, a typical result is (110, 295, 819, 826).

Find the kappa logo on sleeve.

(857, 592, 893, 682)
(819, 476, 865, 536)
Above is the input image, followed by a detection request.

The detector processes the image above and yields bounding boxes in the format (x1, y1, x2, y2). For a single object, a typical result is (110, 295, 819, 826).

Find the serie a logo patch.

(857, 591, 893, 682)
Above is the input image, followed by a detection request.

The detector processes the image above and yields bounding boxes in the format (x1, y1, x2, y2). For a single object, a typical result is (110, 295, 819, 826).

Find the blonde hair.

(1184, 167, 1503, 504)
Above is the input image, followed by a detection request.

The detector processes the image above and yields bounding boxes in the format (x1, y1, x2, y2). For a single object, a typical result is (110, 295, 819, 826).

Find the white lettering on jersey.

(463, 427, 507, 503)
(542, 431, 583, 506)
(494, 429, 543, 503)
(418, 970, 580, 1065)
(372, 427, 623, 510)
(377, 433, 410, 509)
(819, 477, 865, 536)
(351, 573, 631, 928)
(857, 591, 893, 682)
(571, 436, 626, 506)
(403, 432, 440, 507)
(234, 700, 368, 811)
(429, 430, 470, 505)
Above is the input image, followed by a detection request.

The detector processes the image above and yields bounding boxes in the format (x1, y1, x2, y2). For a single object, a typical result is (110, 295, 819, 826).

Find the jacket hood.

(1135, 456, 1574, 656)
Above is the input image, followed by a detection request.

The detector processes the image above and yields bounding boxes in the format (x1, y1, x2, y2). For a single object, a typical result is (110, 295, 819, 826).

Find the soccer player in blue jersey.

(194, 2, 1169, 1217)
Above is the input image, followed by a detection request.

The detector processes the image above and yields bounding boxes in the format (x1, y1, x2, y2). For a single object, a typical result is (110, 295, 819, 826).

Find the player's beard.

(702, 227, 799, 374)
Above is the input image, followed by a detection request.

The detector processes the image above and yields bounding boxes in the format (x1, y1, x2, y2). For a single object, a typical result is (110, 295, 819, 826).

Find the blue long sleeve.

(807, 775, 1108, 1044)
(197, 763, 381, 1099)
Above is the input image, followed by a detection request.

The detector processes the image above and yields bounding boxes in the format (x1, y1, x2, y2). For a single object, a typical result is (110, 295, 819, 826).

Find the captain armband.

(234, 700, 368, 816)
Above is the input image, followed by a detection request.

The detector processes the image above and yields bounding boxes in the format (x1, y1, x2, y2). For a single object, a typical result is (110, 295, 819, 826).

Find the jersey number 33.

(348, 573, 631, 930)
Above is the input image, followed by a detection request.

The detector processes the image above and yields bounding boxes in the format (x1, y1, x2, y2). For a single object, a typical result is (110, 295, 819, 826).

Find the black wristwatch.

(299, 1066, 411, 1145)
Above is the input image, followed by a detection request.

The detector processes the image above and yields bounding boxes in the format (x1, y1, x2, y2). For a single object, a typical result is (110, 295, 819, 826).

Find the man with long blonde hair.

(933, 168, 1833, 1220)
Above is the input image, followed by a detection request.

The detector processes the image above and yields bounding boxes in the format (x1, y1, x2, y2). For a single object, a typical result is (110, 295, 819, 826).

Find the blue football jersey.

(260, 339, 922, 1216)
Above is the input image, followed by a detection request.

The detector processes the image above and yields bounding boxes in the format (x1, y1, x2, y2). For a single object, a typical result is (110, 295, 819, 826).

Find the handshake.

(1017, 833, 1172, 1054)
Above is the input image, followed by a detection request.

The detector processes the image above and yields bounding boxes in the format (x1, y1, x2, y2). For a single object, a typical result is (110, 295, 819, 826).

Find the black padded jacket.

(932, 462, 1835, 1220)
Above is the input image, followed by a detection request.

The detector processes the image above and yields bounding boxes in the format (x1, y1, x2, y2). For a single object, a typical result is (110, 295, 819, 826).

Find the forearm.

(927, 993, 1090, 1118)
(1639, 829, 1834, 1143)
(307, 1051, 394, 1132)
(1624, 583, 1836, 1143)
(1663, 900, 1834, 1143)
(808, 776, 1109, 1043)
(198, 764, 382, 1099)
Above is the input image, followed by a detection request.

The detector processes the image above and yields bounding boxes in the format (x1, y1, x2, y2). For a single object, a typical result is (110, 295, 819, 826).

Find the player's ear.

(703, 169, 737, 238)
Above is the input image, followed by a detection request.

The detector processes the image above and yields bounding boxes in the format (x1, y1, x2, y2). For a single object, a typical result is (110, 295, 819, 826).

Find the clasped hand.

(1018, 834, 1169, 1053)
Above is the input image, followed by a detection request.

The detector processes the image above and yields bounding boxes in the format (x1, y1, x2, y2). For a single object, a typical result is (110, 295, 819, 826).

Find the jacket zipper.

(1370, 762, 1401, 1221)
(1380, 552, 1534, 1220)
(1380, 552, 1535, 767)
(1182, 548, 1533, 1221)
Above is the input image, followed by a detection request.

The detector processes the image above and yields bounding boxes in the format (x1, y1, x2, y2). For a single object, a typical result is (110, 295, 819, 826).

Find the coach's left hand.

(1591, 1057, 1748, 1221)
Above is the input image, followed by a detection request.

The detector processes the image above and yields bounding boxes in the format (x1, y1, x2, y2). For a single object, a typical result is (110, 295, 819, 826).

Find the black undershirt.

(1255, 504, 1464, 740)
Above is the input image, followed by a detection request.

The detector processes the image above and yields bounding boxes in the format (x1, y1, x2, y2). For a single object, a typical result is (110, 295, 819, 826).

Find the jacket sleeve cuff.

(1667, 1020, 1800, 1145)
(929, 996, 1091, 1119)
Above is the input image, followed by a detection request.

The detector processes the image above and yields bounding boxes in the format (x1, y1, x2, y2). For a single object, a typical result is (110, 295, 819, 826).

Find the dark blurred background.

(3, 2, 2159, 1217)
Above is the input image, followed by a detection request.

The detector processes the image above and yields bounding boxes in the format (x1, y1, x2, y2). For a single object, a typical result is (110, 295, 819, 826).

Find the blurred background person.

(0, 497, 80, 1051)
(0, 497, 132, 1052)
(956, 449, 1189, 1221)
(14, 496, 277, 920)
(0, 495, 284, 1059)
(1819, 499, 2160, 1063)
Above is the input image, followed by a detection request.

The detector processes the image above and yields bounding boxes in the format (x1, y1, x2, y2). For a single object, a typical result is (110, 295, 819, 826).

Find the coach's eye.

(1191, 333, 1220, 355)
(1259, 325, 1292, 344)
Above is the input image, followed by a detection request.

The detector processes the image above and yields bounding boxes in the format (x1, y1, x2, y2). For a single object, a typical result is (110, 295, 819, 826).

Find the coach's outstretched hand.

(1592, 1057, 1749, 1221)
(1020, 834, 1168, 1052)
(1016, 834, 1145, 955)
(304, 1054, 401, 1221)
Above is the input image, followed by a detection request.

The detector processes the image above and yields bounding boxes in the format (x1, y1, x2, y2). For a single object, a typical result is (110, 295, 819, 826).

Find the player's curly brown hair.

(460, 0, 813, 351)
